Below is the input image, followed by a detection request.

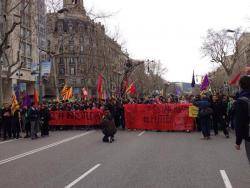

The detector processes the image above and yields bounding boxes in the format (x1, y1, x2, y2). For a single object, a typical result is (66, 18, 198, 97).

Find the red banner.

(124, 104, 194, 131)
(49, 109, 104, 126)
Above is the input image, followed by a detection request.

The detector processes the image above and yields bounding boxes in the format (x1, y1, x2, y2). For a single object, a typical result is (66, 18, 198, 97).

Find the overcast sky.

(84, 0, 250, 83)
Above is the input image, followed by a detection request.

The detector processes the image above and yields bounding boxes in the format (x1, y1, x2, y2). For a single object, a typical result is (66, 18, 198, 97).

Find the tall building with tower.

(46, 0, 128, 98)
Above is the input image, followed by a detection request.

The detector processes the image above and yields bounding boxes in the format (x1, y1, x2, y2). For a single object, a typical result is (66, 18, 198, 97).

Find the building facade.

(235, 33, 250, 71)
(45, 0, 128, 98)
(0, 0, 46, 103)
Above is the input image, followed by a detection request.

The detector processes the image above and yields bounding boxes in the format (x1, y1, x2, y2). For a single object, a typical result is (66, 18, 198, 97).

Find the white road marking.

(138, 131, 145, 136)
(0, 131, 94, 166)
(65, 164, 101, 188)
(220, 170, 233, 188)
(0, 138, 23, 145)
(0, 140, 15, 145)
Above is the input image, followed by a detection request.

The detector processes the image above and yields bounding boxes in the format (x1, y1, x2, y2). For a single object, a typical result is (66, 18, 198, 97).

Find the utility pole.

(51, 55, 59, 98)
(38, 51, 43, 103)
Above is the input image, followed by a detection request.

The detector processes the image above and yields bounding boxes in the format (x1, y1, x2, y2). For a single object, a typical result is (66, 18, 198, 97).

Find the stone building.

(0, 0, 46, 103)
(45, 0, 128, 98)
(234, 32, 250, 71)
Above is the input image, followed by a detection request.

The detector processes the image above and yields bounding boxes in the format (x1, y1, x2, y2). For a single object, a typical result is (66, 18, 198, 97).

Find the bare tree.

(86, 5, 118, 22)
(201, 28, 241, 76)
(145, 60, 167, 94)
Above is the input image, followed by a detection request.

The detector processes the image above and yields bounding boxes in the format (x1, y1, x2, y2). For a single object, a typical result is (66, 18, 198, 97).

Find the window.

(58, 79, 65, 86)
(69, 36, 74, 52)
(80, 45, 84, 53)
(79, 57, 83, 64)
(59, 44, 64, 53)
(26, 44, 32, 57)
(70, 67, 75, 75)
(69, 57, 74, 64)
(59, 67, 65, 75)
(58, 22, 63, 33)
(21, 42, 25, 54)
(59, 57, 64, 64)
(68, 22, 73, 33)
(25, 58, 32, 69)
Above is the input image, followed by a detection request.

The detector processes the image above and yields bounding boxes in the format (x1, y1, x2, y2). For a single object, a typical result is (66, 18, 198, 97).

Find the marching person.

(194, 94, 213, 140)
(211, 95, 229, 138)
(40, 103, 51, 137)
(28, 103, 39, 140)
(2, 104, 12, 140)
(11, 106, 21, 139)
(234, 76, 250, 162)
(22, 106, 31, 138)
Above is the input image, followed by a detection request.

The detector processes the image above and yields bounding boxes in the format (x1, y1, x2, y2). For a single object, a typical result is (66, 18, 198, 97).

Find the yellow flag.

(189, 105, 199, 118)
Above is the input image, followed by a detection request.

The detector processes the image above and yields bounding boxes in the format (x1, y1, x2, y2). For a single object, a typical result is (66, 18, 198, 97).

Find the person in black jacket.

(2, 104, 12, 140)
(28, 103, 39, 139)
(40, 104, 51, 137)
(235, 76, 250, 150)
(211, 95, 229, 138)
(11, 107, 21, 139)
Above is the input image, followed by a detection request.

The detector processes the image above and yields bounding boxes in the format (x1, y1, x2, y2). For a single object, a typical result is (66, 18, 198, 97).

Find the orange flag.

(11, 93, 19, 114)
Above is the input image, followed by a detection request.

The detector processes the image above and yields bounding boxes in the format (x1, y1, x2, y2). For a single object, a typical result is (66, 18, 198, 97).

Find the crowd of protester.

(0, 76, 249, 154)
(192, 75, 250, 156)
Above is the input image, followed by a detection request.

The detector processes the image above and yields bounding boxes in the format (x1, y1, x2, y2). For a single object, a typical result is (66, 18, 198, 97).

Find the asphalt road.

(0, 130, 249, 188)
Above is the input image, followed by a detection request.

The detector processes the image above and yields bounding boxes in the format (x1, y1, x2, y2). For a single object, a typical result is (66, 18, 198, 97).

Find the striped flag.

(11, 93, 19, 114)
(126, 82, 136, 95)
(61, 86, 73, 100)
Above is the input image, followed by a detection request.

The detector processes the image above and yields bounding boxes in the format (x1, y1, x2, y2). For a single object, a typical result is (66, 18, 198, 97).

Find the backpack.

(29, 108, 38, 121)
(238, 97, 250, 125)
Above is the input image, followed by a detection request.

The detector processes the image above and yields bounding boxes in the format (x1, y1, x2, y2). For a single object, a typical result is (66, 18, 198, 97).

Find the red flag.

(34, 89, 39, 106)
(229, 73, 241, 85)
(97, 75, 103, 99)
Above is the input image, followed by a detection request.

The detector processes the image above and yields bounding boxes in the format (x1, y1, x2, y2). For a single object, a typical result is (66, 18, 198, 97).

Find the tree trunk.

(0, 64, 3, 106)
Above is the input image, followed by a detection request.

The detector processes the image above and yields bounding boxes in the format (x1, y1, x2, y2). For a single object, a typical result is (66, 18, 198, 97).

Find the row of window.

(56, 20, 100, 34)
